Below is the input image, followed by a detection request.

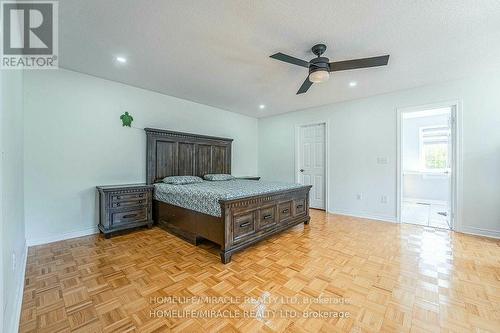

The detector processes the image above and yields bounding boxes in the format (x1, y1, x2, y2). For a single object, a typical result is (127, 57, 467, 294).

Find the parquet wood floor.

(19, 210, 500, 332)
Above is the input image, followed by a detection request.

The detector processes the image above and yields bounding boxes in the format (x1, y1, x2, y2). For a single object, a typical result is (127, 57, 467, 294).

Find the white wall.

(24, 69, 258, 245)
(258, 73, 500, 237)
(1, 69, 26, 333)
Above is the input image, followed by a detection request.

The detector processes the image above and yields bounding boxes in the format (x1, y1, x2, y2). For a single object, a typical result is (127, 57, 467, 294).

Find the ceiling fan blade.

(329, 55, 390, 72)
(297, 77, 313, 94)
(270, 52, 310, 68)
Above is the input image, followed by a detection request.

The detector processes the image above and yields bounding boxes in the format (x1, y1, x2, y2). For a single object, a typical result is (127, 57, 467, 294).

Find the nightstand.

(96, 184, 154, 238)
(236, 176, 261, 180)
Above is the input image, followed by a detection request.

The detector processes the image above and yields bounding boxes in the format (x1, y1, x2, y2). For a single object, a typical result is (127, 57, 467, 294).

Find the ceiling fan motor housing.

(309, 57, 329, 74)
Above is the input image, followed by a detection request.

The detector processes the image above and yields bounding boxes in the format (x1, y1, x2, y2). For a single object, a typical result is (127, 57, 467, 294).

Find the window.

(419, 126, 449, 171)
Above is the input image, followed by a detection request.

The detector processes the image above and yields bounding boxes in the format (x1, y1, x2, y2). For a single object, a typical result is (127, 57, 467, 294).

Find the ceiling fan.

(270, 44, 390, 94)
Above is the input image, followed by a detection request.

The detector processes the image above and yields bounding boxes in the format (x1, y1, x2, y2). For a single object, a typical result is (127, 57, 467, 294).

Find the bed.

(145, 128, 312, 263)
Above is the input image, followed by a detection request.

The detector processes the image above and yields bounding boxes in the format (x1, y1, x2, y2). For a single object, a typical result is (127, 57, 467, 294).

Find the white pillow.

(203, 174, 235, 181)
(162, 176, 203, 185)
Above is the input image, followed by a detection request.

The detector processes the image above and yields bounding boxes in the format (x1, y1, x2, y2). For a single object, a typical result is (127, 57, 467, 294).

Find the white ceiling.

(59, 0, 500, 118)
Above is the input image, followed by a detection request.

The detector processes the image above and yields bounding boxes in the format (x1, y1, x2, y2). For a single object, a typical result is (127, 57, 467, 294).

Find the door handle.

(300, 169, 304, 172)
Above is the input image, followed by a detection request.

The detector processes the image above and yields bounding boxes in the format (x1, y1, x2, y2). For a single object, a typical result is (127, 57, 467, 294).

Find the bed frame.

(145, 128, 311, 263)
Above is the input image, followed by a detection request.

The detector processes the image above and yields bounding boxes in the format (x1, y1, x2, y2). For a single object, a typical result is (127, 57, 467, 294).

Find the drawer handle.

(239, 222, 250, 228)
(116, 196, 121, 200)
(116, 203, 121, 207)
(139, 194, 144, 198)
(282, 208, 289, 214)
(138, 200, 143, 204)
(123, 213, 138, 219)
(263, 214, 273, 220)
(296, 204, 304, 209)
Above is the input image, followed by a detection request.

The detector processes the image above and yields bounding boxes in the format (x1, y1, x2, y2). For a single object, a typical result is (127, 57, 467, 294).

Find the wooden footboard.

(153, 186, 312, 263)
(219, 186, 312, 263)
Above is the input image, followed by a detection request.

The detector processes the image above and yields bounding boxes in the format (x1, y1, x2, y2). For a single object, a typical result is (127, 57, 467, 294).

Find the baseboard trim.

(27, 226, 99, 246)
(7, 242, 28, 333)
(329, 209, 397, 224)
(460, 226, 500, 239)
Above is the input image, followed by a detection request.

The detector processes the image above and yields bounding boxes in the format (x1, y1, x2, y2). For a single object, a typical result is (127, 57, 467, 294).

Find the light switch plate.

(377, 157, 388, 164)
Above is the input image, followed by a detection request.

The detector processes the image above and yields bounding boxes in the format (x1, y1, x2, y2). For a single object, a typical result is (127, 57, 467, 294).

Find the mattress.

(154, 179, 307, 217)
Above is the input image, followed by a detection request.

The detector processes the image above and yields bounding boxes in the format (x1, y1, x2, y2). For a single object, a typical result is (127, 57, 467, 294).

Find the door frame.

(294, 121, 330, 212)
(396, 100, 463, 231)
(0, 68, 3, 333)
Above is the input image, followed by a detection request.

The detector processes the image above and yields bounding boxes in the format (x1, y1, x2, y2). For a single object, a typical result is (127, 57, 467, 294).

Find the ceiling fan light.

(309, 70, 330, 83)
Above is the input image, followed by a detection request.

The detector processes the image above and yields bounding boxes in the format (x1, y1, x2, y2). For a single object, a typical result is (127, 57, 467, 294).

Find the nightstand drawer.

(111, 198, 147, 208)
(111, 193, 146, 202)
(111, 208, 148, 226)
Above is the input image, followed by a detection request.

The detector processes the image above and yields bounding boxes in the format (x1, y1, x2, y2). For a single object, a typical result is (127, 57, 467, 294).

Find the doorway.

(296, 122, 327, 210)
(397, 104, 458, 229)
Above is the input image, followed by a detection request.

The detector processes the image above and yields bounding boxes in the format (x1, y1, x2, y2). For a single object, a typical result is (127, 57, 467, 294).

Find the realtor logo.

(1, 1, 58, 69)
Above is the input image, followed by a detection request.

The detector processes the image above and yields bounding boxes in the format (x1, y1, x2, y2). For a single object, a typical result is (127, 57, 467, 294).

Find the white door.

(298, 123, 326, 209)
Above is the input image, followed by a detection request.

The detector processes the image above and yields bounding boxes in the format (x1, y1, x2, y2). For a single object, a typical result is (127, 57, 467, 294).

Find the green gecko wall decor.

(120, 111, 134, 127)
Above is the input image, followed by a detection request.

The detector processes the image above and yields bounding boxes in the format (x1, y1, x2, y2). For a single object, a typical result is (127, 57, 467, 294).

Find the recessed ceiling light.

(349, 81, 357, 87)
(116, 56, 127, 64)
(259, 104, 266, 109)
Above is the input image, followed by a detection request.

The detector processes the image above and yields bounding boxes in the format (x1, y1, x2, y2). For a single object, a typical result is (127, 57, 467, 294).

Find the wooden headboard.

(145, 128, 233, 184)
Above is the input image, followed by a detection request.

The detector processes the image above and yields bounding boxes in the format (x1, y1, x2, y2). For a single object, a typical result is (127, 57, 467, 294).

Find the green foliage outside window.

(424, 143, 447, 169)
